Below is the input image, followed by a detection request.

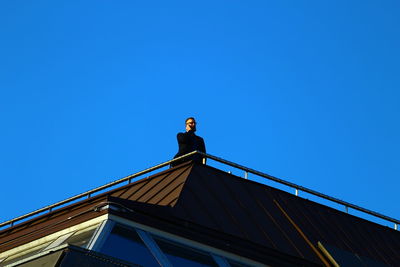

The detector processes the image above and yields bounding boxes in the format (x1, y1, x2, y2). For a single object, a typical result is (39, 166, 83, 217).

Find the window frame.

(97, 215, 263, 267)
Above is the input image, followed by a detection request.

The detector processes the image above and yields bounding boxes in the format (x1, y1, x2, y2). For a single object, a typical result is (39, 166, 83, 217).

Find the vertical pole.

(295, 189, 299, 196)
(345, 206, 348, 213)
(395, 224, 398, 231)
(244, 171, 248, 179)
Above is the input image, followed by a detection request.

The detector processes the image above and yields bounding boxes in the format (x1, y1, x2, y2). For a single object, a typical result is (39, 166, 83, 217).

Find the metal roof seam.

(146, 165, 192, 206)
(253, 197, 302, 255)
(271, 187, 398, 266)
(191, 166, 250, 239)
(134, 165, 192, 204)
(215, 169, 280, 250)
(274, 190, 359, 258)
(270, 191, 339, 256)
(115, 178, 150, 199)
(179, 184, 223, 231)
(273, 199, 331, 267)
(161, 182, 186, 207)
(246, 186, 306, 254)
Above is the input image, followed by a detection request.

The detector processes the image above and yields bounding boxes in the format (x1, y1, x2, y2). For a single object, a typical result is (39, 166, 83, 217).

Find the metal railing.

(197, 151, 400, 230)
(1, 151, 399, 230)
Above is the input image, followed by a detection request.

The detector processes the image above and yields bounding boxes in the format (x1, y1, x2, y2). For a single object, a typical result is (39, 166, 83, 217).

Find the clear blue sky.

(1, 1, 399, 227)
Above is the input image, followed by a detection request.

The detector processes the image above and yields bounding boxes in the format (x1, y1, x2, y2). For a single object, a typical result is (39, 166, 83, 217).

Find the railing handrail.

(1, 151, 399, 230)
(0, 151, 198, 229)
(196, 151, 400, 227)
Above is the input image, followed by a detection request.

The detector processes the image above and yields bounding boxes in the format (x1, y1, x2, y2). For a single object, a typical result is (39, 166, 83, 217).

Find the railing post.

(395, 224, 398, 230)
(295, 188, 299, 196)
(244, 171, 248, 179)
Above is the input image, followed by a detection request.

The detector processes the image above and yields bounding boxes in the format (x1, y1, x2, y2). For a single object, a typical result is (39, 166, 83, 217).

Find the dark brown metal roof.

(1, 161, 399, 266)
(108, 162, 400, 266)
(0, 197, 108, 253)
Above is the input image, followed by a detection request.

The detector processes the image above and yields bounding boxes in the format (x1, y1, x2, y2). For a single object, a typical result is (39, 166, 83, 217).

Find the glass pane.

(100, 225, 159, 266)
(154, 236, 218, 267)
(67, 227, 97, 248)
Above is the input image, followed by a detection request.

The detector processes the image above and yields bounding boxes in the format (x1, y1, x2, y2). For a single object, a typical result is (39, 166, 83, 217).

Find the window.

(67, 227, 98, 248)
(99, 224, 160, 266)
(42, 225, 98, 252)
(92, 221, 260, 267)
(153, 236, 218, 267)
